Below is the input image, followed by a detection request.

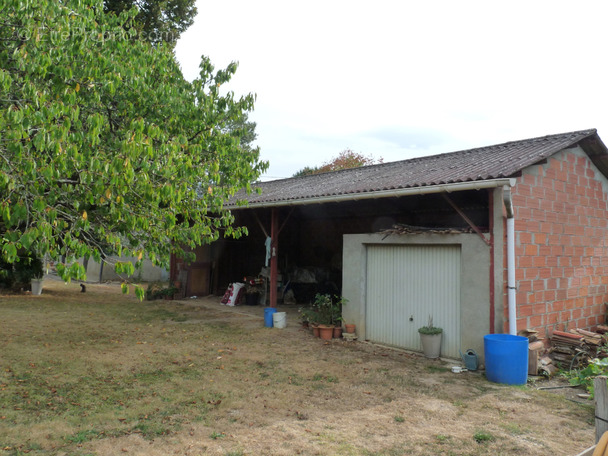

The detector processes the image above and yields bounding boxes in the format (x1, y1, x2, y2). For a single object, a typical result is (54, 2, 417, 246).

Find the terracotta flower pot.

(318, 325, 334, 340)
(344, 324, 356, 334)
(312, 325, 320, 338)
(333, 326, 343, 339)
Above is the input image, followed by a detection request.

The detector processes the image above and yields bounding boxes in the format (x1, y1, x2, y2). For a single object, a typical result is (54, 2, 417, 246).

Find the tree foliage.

(293, 149, 382, 177)
(0, 253, 42, 290)
(103, 0, 197, 44)
(0, 0, 267, 295)
(225, 112, 257, 154)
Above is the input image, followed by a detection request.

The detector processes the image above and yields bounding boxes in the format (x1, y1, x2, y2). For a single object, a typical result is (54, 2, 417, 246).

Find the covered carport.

(203, 181, 500, 310)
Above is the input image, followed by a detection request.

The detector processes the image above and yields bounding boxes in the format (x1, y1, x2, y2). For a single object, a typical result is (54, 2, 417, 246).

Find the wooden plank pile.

(545, 327, 608, 375)
(380, 224, 475, 239)
(521, 326, 608, 377)
(550, 330, 586, 365)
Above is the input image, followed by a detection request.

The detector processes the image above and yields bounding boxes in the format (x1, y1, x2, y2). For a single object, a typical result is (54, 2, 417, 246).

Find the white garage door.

(366, 244, 461, 358)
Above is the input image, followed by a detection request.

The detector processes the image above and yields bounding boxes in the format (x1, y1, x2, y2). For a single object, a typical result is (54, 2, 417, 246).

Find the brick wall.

(507, 147, 608, 337)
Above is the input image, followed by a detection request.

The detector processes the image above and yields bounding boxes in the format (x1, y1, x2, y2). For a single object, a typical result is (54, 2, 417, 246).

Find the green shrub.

(568, 357, 608, 397)
(0, 253, 43, 290)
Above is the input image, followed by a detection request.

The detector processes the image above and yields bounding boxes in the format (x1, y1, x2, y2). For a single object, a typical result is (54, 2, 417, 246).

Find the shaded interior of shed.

(204, 189, 491, 303)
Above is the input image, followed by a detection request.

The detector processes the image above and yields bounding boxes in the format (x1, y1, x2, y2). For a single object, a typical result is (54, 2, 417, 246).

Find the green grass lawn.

(0, 281, 232, 454)
(0, 280, 597, 456)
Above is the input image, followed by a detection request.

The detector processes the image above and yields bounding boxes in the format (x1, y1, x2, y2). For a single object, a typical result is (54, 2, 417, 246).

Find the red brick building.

(511, 138, 608, 337)
(175, 129, 608, 358)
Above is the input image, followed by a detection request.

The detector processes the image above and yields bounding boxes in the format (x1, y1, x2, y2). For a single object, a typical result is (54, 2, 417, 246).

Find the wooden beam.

(441, 193, 490, 246)
(269, 208, 279, 308)
(252, 211, 269, 237)
(595, 376, 608, 443)
(278, 207, 295, 235)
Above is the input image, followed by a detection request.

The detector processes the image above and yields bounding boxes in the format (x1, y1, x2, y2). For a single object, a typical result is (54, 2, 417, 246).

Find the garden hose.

(569, 350, 587, 373)
(593, 431, 608, 456)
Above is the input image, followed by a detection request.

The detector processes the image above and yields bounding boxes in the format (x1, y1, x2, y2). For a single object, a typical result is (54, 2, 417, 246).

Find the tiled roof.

(230, 129, 606, 208)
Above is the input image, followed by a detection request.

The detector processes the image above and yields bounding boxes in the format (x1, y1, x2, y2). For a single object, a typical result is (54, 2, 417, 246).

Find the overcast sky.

(174, 1, 608, 180)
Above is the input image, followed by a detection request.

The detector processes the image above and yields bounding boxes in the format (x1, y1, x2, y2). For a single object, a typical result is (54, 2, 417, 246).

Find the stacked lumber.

(573, 329, 604, 347)
(552, 330, 584, 348)
(550, 330, 587, 367)
(547, 328, 608, 371)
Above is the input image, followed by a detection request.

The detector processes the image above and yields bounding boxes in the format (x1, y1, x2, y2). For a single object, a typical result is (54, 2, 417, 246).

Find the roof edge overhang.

(578, 132, 608, 179)
(229, 178, 517, 210)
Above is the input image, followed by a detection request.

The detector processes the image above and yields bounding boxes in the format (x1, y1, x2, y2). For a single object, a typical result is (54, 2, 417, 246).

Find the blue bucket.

(264, 307, 277, 327)
(484, 334, 529, 385)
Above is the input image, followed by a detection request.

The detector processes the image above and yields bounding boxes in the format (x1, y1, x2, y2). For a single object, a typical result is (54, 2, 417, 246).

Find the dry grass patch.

(0, 279, 596, 455)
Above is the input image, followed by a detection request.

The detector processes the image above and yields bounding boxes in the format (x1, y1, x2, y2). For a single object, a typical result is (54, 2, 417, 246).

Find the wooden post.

(269, 208, 279, 308)
(594, 376, 608, 442)
(527, 340, 543, 376)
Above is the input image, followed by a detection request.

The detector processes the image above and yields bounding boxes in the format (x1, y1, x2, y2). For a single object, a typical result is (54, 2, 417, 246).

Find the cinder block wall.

(508, 146, 608, 337)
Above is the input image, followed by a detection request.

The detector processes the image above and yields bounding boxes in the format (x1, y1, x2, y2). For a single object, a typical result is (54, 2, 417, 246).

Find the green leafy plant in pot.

(311, 293, 347, 340)
(311, 294, 334, 327)
(163, 285, 179, 300)
(418, 315, 443, 358)
(298, 306, 316, 328)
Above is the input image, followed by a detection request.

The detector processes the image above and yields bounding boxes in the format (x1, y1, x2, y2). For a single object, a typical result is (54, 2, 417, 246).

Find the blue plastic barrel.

(264, 307, 277, 327)
(484, 334, 529, 385)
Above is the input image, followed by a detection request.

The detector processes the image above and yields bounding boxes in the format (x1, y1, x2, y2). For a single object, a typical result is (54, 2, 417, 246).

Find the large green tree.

(103, 0, 197, 44)
(0, 0, 266, 296)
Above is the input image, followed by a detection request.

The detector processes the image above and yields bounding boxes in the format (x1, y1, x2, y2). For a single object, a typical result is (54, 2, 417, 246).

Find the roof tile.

(231, 129, 600, 207)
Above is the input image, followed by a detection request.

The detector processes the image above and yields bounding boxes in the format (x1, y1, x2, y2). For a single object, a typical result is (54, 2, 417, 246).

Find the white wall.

(342, 232, 491, 360)
(80, 257, 169, 283)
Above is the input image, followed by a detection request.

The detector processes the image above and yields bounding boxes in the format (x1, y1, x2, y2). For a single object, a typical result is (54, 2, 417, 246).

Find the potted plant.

(162, 285, 179, 300)
(298, 306, 315, 328)
(418, 316, 443, 358)
(330, 296, 347, 338)
(310, 294, 348, 340)
(23, 255, 44, 295)
(311, 294, 335, 340)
